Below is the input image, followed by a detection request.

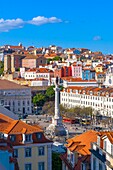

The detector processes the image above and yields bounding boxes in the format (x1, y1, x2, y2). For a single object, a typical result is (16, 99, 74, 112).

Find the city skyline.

(0, 0, 113, 54)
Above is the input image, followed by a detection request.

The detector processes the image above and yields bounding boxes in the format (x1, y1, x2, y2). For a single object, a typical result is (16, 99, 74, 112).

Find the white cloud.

(93, 36, 102, 41)
(0, 16, 63, 32)
(28, 16, 62, 25)
(0, 18, 24, 32)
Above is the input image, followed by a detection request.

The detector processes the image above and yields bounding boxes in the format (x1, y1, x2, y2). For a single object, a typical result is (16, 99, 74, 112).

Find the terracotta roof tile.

(62, 77, 96, 82)
(0, 113, 52, 145)
(67, 130, 98, 155)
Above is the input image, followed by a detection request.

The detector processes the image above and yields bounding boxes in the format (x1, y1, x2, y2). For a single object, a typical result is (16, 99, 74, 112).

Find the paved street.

(22, 114, 111, 139)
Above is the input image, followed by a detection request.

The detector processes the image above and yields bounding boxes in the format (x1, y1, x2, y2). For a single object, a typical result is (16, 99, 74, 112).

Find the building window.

(18, 101, 20, 106)
(0, 133, 4, 139)
(97, 136, 100, 146)
(13, 149, 18, 158)
(111, 145, 113, 156)
(25, 163, 32, 170)
(25, 134, 32, 142)
(38, 162, 44, 170)
(104, 140, 107, 151)
(36, 133, 42, 140)
(93, 157, 96, 170)
(99, 163, 102, 170)
(10, 135, 16, 142)
(25, 148, 32, 157)
(38, 146, 45, 156)
(1, 100, 4, 105)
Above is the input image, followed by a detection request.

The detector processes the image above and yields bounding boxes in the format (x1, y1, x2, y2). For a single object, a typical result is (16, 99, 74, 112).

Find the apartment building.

(22, 54, 47, 68)
(60, 86, 113, 118)
(54, 66, 72, 78)
(96, 72, 106, 87)
(95, 64, 104, 73)
(71, 63, 82, 78)
(0, 113, 52, 170)
(104, 65, 113, 87)
(60, 130, 98, 170)
(82, 68, 95, 80)
(24, 68, 54, 86)
(90, 131, 113, 170)
(0, 79, 31, 116)
(0, 138, 19, 170)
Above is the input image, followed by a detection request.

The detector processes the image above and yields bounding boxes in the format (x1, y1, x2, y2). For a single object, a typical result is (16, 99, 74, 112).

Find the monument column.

(46, 77, 66, 136)
(54, 84, 60, 119)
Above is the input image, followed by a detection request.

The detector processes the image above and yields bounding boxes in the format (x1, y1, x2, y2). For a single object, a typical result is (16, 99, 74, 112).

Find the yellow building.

(95, 64, 103, 73)
(0, 113, 52, 170)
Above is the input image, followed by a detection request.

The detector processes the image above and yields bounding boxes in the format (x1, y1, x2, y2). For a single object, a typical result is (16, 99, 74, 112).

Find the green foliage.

(60, 104, 93, 118)
(59, 85, 63, 91)
(52, 153, 62, 170)
(45, 86, 55, 99)
(0, 61, 4, 75)
(33, 85, 63, 108)
(42, 101, 55, 115)
(32, 93, 46, 106)
(47, 58, 52, 64)
(53, 56, 62, 61)
(81, 106, 93, 116)
(15, 68, 20, 71)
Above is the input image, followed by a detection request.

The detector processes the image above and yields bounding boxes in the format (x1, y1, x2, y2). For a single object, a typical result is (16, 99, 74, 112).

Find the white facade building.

(20, 67, 25, 78)
(24, 68, 54, 85)
(0, 79, 31, 116)
(62, 77, 98, 88)
(60, 86, 113, 118)
(31, 79, 49, 86)
(104, 65, 113, 87)
(91, 132, 113, 170)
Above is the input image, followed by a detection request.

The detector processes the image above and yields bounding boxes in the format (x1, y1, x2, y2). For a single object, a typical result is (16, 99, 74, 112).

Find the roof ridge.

(5, 120, 19, 134)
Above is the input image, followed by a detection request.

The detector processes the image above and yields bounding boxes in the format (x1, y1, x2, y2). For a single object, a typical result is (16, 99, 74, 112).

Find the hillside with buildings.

(0, 44, 113, 169)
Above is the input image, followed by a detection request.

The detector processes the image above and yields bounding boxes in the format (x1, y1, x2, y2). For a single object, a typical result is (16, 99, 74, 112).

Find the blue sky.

(0, 0, 113, 54)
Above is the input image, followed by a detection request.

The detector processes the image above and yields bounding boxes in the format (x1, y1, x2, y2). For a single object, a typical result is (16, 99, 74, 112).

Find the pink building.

(22, 54, 47, 68)
(71, 63, 82, 78)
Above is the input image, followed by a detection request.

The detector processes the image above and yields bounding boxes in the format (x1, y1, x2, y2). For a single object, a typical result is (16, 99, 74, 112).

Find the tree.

(47, 58, 52, 64)
(53, 56, 62, 62)
(33, 93, 46, 106)
(81, 107, 93, 117)
(52, 153, 62, 170)
(0, 61, 4, 75)
(15, 68, 20, 71)
(42, 101, 55, 115)
(59, 105, 93, 119)
(46, 86, 55, 100)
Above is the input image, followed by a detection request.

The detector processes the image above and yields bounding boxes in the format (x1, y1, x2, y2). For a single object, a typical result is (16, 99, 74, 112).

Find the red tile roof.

(0, 113, 52, 146)
(62, 77, 96, 82)
(66, 130, 98, 155)
(26, 68, 53, 73)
